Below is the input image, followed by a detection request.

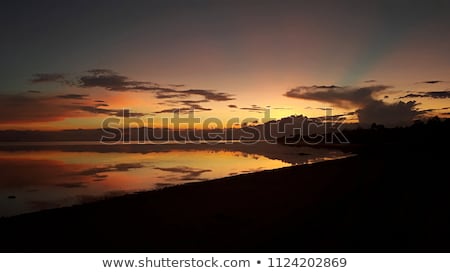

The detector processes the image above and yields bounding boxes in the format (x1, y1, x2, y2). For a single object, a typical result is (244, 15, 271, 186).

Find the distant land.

(0, 115, 357, 142)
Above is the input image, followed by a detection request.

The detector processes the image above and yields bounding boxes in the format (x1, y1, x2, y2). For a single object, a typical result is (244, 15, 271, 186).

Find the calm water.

(0, 142, 349, 217)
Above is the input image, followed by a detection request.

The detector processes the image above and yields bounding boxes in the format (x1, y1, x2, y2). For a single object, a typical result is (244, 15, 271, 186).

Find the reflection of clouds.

(0, 158, 81, 189)
(229, 167, 265, 176)
(0, 145, 349, 217)
(92, 178, 106, 182)
(77, 167, 111, 176)
(154, 166, 211, 181)
(0, 158, 146, 191)
(76, 163, 144, 180)
(232, 152, 260, 160)
(55, 182, 87, 188)
(154, 182, 175, 189)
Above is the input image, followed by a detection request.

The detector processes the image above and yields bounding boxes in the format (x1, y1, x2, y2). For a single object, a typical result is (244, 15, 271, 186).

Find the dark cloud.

(311, 114, 347, 122)
(154, 90, 187, 99)
(114, 109, 148, 118)
(30, 73, 66, 84)
(357, 101, 422, 126)
(397, 91, 450, 99)
(27, 90, 41, 94)
(311, 111, 356, 122)
(31, 69, 158, 91)
(417, 80, 444, 84)
(154, 90, 232, 113)
(0, 93, 148, 124)
(86, 69, 115, 75)
(272, 107, 292, 110)
(155, 89, 234, 101)
(153, 104, 212, 114)
(228, 104, 238, 108)
(240, 104, 267, 113)
(95, 103, 109, 107)
(77, 106, 117, 115)
(285, 85, 389, 108)
(114, 163, 145, 171)
(79, 106, 148, 117)
(182, 89, 234, 101)
(57, 94, 89, 100)
(176, 99, 209, 107)
(364, 80, 377, 83)
(75, 70, 235, 103)
(154, 166, 211, 181)
(315, 85, 341, 88)
(420, 107, 450, 115)
(29, 69, 234, 115)
(285, 84, 422, 126)
(153, 108, 192, 114)
(77, 69, 156, 91)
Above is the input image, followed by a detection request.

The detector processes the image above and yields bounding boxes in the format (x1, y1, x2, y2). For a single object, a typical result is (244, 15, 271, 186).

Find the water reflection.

(0, 143, 349, 217)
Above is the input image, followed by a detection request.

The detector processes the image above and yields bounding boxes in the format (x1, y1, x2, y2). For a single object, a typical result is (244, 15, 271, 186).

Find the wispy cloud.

(397, 91, 450, 99)
(239, 104, 267, 113)
(168, 84, 185, 88)
(31, 69, 234, 101)
(78, 106, 148, 117)
(57, 94, 89, 100)
(30, 73, 66, 84)
(155, 89, 234, 101)
(77, 69, 158, 91)
(416, 80, 444, 84)
(55, 182, 88, 188)
(30, 69, 235, 114)
(153, 106, 211, 114)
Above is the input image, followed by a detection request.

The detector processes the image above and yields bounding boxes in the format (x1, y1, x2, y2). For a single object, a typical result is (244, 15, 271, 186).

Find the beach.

(1, 143, 449, 252)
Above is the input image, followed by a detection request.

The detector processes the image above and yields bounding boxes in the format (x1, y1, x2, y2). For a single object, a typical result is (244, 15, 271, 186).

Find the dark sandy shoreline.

(0, 144, 449, 252)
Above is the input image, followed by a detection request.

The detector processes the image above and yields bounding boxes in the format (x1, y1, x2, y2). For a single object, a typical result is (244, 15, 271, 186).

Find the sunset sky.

(1, 0, 449, 130)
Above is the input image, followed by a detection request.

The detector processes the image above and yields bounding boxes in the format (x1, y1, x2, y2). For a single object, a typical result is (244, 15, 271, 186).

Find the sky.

(0, 0, 449, 130)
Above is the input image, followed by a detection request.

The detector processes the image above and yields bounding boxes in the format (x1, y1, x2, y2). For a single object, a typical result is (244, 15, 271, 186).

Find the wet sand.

(1, 144, 449, 252)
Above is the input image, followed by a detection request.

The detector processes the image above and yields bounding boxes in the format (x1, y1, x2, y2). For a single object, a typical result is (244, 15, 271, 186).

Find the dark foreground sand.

(0, 144, 449, 252)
